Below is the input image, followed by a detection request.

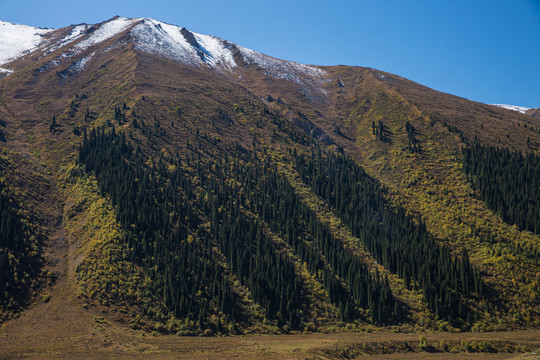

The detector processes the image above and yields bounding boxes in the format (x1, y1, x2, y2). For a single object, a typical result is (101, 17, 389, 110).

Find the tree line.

(294, 149, 486, 326)
(0, 175, 41, 316)
(462, 142, 540, 235)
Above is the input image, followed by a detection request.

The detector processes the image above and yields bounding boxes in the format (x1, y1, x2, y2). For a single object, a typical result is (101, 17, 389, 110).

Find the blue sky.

(1, 0, 539, 108)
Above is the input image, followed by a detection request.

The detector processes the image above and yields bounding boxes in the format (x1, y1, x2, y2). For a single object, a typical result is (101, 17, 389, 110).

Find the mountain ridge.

(0, 15, 538, 351)
(2, 16, 536, 123)
(0, 16, 327, 82)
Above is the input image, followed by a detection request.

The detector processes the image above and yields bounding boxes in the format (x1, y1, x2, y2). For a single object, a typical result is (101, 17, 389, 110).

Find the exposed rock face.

(180, 27, 199, 48)
(223, 41, 249, 67)
(180, 27, 205, 61)
(292, 117, 334, 145)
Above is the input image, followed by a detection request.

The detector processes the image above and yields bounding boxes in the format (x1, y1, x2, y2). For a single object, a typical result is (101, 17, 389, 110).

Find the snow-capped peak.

(0, 16, 327, 85)
(74, 16, 138, 52)
(0, 20, 53, 66)
(131, 18, 237, 69)
(130, 18, 327, 82)
(491, 104, 531, 114)
(128, 17, 326, 82)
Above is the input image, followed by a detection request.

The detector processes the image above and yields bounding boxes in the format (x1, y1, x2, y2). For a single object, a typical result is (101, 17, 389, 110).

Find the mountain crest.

(0, 16, 327, 87)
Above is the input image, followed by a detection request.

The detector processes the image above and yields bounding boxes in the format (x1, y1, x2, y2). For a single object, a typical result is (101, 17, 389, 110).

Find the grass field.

(0, 271, 538, 360)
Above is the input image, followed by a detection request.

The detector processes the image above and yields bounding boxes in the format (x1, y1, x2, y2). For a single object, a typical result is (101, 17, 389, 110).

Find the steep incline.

(0, 16, 538, 340)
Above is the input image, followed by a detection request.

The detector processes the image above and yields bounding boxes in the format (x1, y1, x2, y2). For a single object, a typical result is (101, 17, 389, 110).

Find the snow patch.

(57, 52, 95, 78)
(131, 19, 200, 66)
(238, 45, 326, 83)
(491, 104, 531, 114)
(194, 33, 236, 69)
(74, 17, 137, 52)
(0, 67, 13, 74)
(0, 20, 53, 65)
(72, 52, 94, 72)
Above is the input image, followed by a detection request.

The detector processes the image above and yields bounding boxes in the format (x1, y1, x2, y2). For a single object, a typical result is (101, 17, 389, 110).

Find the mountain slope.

(0, 16, 538, 337)
(0, 20, 53, 72)
(527, 107, 540, 119)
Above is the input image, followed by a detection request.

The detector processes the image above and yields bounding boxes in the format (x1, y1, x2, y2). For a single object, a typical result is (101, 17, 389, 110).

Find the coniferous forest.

(293, 150, 486, 326)
(462, 142, 540, 235)
(78, 127, 401, 331)
(75, 121, 495, 332)
(0, 175, 41, 315)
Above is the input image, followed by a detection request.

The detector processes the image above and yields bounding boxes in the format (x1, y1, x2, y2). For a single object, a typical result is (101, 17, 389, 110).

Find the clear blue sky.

(1, 0, 539, 108)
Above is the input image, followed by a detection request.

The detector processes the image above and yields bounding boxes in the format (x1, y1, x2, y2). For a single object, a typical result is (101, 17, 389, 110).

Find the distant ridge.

(491, 103, 531, 114)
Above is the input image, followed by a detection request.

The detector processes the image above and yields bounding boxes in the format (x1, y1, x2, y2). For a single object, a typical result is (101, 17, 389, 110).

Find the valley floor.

(0, 280, 538, 360)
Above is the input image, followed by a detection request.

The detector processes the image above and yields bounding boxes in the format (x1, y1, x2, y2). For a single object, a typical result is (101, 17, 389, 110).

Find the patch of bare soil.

(1, 302, 539, 360)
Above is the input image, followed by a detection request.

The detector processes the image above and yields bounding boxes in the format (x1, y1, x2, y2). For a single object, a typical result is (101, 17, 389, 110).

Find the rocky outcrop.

(292, 117, 334, 145)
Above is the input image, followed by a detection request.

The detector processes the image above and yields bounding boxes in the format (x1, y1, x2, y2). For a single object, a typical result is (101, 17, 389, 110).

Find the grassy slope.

(62, 168, 173, 331)
(244, 64, 539, 328)
(328, 70, 539, 328)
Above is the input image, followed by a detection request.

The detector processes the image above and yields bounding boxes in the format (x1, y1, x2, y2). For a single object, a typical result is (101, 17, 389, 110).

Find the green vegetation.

(70, 78, 538, 332)
(78, 128, 240, 333)
(205, 145, 397, 324)
(64, 169, 171, 331)
(1, 42, 538, 336)
(346, 85, 539, 327)
(462, 142, 540, 235)
(77, 125, 402, 331)
(0, 164, 42, 320)
(294, 149, 486, 327)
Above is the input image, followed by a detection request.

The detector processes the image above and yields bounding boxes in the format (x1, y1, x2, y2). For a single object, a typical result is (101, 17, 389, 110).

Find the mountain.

(0, 15, 539, 345)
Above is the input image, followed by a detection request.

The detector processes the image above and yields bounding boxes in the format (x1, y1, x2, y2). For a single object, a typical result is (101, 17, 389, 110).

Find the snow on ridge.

(194, 33, 236, 69)
(0, 20, 54, 65)
(42, 24, 88, 56)
(491, 104, 531, 114)
(131, 18, 200, 66)
(238, 45, 327, 83)
(0, 16, 328, 84)
(131, 18, 239, 70)
(130, 17, 326, 78)
(74, 17, 137, 52)
(131, 18, 237, 70)
(237, 45, 329, 103)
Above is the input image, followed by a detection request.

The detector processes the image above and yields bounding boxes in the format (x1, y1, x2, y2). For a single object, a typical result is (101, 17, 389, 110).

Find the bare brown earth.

(0, 269, 538, 360)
